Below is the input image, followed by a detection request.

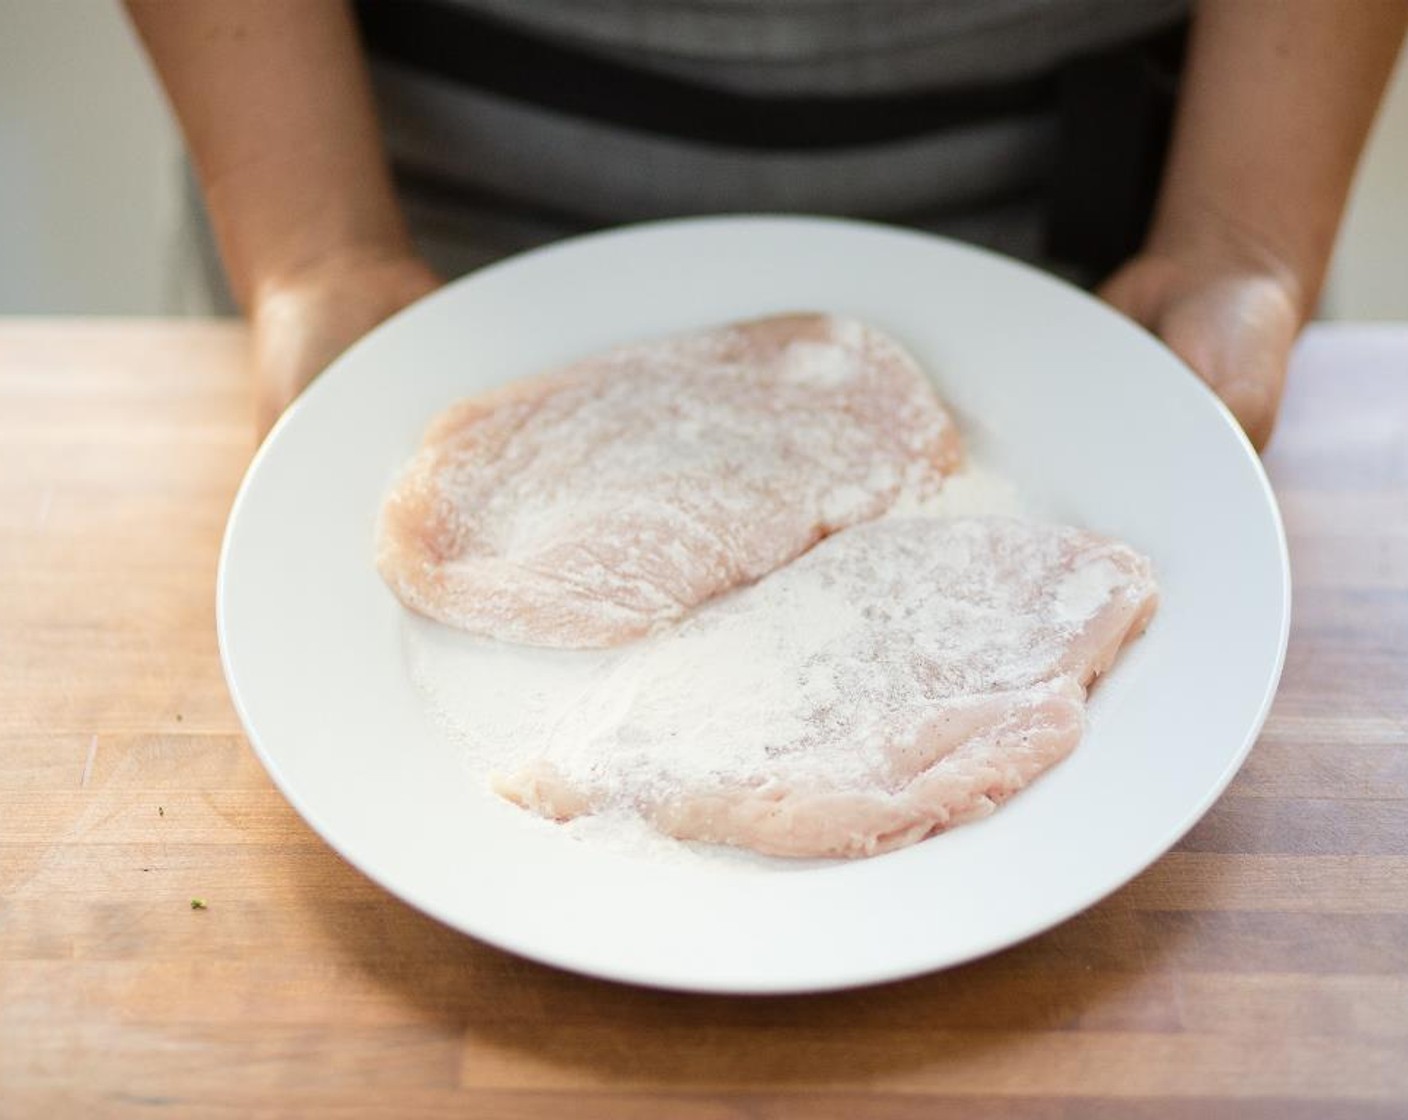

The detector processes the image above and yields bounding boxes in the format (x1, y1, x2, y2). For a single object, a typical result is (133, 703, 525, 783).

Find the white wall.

(1324, 39, 1408, 320)
(0, 0, 188, 315)
(0, 2, 1404, 319)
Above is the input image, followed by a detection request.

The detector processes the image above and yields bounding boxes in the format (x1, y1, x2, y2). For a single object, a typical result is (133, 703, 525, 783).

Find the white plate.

(218, 215, 1289, 994)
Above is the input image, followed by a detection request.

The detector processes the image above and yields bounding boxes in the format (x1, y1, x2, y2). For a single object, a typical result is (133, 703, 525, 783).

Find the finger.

(1157, 293, 1296, 452)
(252, 316, 318, 442)
(1214, 376, 1278, 452)
(255, 382, 282, 443)
(1158, 325, 1284, 451)
(250, 331, 282, 442)
(1096, 256, 1181, 326)
(1149, 268, 1298, 445)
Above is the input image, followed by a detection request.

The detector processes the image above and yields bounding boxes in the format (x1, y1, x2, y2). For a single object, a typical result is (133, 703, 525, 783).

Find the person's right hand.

(251, 248, 442, 437)
(1099, 236, 1302, 452)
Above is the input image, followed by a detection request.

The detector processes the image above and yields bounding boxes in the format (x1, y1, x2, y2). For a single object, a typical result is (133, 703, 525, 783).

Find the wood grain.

(1, 319, 1405, 1118)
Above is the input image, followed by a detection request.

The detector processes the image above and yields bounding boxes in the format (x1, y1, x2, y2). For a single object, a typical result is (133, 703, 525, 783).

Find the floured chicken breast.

(496, 518, 1158, 859)
(377, 314, 960, 648)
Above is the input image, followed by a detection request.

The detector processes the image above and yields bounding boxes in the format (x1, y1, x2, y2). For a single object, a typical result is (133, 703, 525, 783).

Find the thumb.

(1097, 256, 1184, 327)
(1154, 280, 1298, 452)
(251, 302, 332, 442)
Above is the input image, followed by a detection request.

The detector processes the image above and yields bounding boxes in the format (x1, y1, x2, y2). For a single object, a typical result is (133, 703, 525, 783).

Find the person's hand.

(1099, 236, 1304, 451)
(250, 248, 443, 437)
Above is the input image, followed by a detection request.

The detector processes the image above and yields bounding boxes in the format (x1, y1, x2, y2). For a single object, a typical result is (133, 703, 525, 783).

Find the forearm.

(1148, 0, 1407, 316)
(124, 0, 412, 310)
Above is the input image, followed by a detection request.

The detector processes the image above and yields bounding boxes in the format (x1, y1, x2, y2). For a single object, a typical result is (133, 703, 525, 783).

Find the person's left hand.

(1099, 243, 1304, 451)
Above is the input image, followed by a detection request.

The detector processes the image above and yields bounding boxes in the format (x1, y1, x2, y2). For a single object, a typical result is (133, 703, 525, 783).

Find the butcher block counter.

(1, 319, 1405, 1118)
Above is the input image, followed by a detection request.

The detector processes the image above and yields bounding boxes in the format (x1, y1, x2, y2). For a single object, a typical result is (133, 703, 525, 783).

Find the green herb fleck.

(190, 898, 207, 911)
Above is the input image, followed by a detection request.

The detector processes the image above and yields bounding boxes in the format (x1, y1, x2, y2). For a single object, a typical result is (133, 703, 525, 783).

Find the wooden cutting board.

(1, 320, 1405, 1118)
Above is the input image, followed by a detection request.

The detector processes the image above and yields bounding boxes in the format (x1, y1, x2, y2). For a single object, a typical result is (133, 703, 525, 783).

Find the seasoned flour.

(405, 463, 1032, 866)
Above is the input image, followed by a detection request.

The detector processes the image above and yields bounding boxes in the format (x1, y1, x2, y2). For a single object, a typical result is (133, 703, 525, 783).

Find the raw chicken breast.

(496, 518, 1158, 859)
(377, 313, 960, 648)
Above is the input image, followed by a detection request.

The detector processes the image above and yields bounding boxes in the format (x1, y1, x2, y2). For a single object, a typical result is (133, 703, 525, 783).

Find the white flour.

(1052, 557, 1126, 625)
(406, 462, 1038, 867)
